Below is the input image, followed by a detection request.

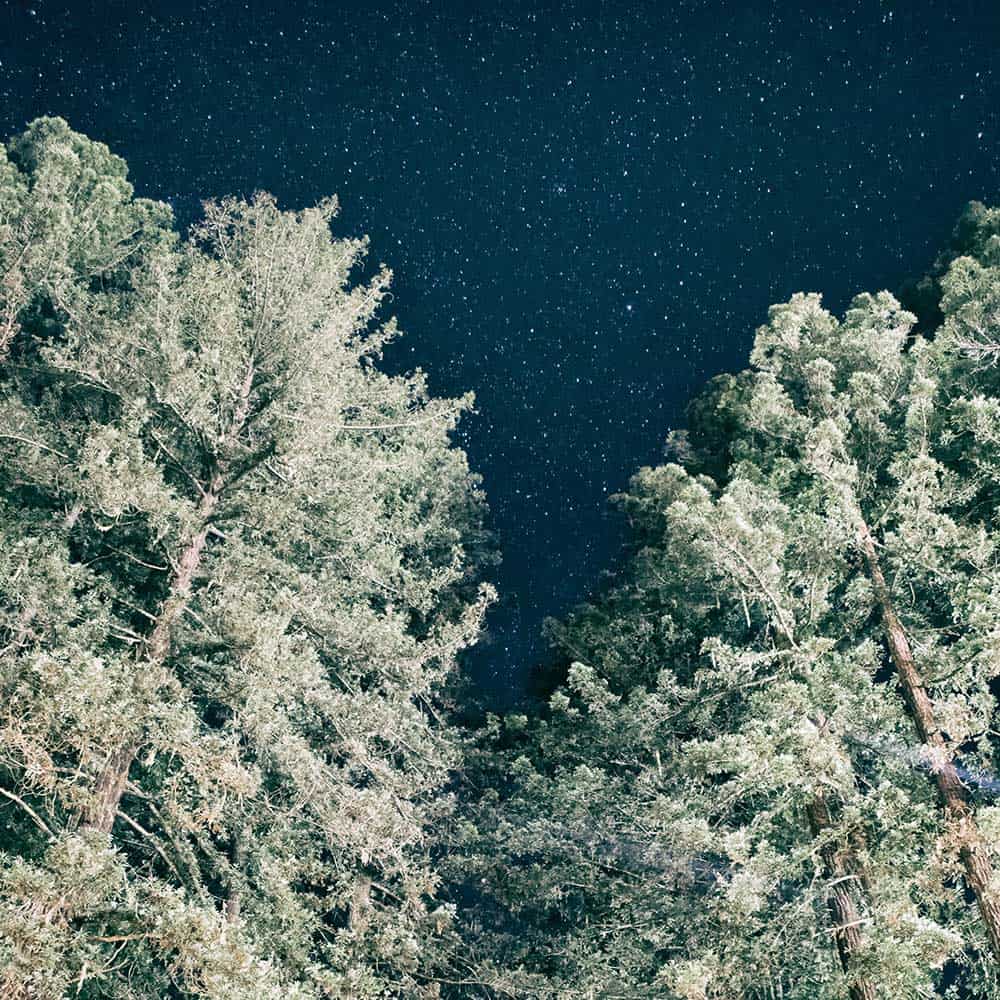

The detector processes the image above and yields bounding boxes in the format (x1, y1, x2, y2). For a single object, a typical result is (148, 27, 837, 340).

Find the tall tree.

(741, 285, 1000, 967)
(0, 119, 491, 999)
(454, 205, 1000, 998)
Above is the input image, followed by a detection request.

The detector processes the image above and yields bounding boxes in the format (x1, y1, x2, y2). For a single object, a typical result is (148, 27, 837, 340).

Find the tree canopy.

(453, 204, 1000, 999)
(0, 118, 492, 999)
(5, 118, 1000, 1000)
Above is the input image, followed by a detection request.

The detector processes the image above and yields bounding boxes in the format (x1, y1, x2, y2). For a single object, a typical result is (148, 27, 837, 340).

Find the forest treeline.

(2, 118, 1000, 999)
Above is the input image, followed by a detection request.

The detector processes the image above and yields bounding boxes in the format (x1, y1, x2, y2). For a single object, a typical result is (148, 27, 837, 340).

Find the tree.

(739, 284, 1000, 971)
(0, 119, 492, 999)
(454, 205, 1000, 998)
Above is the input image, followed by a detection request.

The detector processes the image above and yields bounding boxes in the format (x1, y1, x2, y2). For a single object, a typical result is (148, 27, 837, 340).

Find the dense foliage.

(454, 203, 1000, 999)
(0, 118, 492, 998)
(4, 119, 1000, 999)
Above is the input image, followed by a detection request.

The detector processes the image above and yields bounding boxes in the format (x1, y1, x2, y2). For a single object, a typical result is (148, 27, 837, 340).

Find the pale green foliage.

(0, 119, 491, 998)
(0, 117, 173, 359)
(455, 205, 1000, 998)
(9, 116, 1000, 1000)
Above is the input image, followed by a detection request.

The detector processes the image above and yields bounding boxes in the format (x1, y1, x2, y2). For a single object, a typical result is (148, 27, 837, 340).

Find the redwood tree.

(0, 118, 491, 999)
(454, 205, 1000, 998)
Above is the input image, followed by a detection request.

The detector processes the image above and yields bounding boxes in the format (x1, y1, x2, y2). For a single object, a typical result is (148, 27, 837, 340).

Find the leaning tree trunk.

(81, 362, 255, 836)
(806, 793, 879, 1000)
(858, 519, 1000, 961)
(80, 484, 218, 834)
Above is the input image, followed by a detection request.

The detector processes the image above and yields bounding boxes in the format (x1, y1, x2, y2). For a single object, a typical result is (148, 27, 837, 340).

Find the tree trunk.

(858, 519, 1000, 960)
(806, 794, 879, 1000)
(81, 490, 216, 834)
(81, 362, 256, 836)
(738, 540, 881, 993)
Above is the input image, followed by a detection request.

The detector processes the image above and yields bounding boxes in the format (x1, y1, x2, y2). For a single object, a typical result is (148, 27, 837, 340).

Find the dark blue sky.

(3, 0, 999, 698)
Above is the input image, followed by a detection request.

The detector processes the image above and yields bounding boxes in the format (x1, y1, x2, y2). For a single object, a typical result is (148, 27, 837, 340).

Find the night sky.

(3, 0, 999, 699)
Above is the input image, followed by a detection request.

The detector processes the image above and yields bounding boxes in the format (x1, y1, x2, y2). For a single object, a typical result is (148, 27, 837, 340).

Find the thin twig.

(0, 786, 54, 838)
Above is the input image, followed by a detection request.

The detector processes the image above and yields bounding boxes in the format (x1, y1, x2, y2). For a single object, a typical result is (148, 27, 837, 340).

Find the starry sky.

(2, 0, 999, 699)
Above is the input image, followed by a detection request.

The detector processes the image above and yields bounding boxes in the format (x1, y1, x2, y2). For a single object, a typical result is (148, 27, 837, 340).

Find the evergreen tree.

(455, 205, 1000, 998)
(0, 119, 491, 998)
